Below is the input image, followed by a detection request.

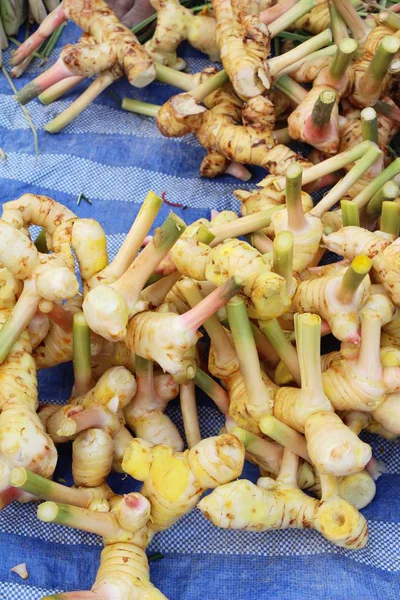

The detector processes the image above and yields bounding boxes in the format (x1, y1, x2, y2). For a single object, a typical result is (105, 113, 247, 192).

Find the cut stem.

(268, 0, 317, 38)
(358, 36, 400, 102)
(273, 75, 308, 104)
(337, 256, 372, 304)
(295, 313, 324, 396)
(155, 64, 196, 91)
(352, 158, 400, 208)
(380, 201, 400, 236)
(40, 301, 74, 332)
(100, 191, 162, 282)
(9, 468, 97, 508)
(141, 271, 181, 307)
(331, 0, 369, 42)
(311, 146, 383, 217)
(377, 10, 400, 30)
(259, 0, 297, 24)
(275, 140, 375, 191)
(273, 231, 294, 293)
(259, 318, 301, 385)
(230, 425, 283, 476)
(366, 181, 399, 218)
(361, 107, 379, 144)
(193, 368, 229, 414)
(259, 415, 310, 461)
(249, 231, 274, 254)
(311, 89, 337, 129)
(189, 70, 228, 103)
(277, 45, 337, 78)
(210, 207, 283, 245)
(38, 76, 85, 105)
(0, 284, 40, 363)
(374, 99, 400, 125)
(329, 1, 351, 45)
(37, 502, 121, 539)
(227, 296, 273, 416)
(122, 98, 160, 117)
(72, 312, 92, 397)
(178, 278, 237, 367)
(114, 213, 186, 311)
(180, 278, 242, 332)
(328, 38, 358, 81)
(45, 72, 118, 133)
(15, 58, 75, 105)
(180, 382, 201, 448)
(341, 200, 360, 226)
(268, 29, 333, 82)
(286, 163, 306, 230)
(355, 310, 382, 378)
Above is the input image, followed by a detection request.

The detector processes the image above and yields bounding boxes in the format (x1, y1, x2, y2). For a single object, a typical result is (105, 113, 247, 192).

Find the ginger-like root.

(125, 278, 242, 381)
(124, 356, 183, 451)
(373, 238, 400, 306)
(0, 195, 80, 364)
(293, 256, 372, 343)
(145, 0, 219, 68)
(12, 0, 156, 106)
(122, 434, 245, 533)
(37, 491, 168, 599)
(322, 310, 387, 412)
(72, 429, 114, 488)
(0, 306, 57, 507)
(322, 226, 392, 260)
(172, 237, 290, 319)
(199, 448, 368, 549)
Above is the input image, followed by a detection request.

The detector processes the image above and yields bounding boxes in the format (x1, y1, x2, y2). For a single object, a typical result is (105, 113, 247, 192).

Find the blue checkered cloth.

(1, 23, 399, 600)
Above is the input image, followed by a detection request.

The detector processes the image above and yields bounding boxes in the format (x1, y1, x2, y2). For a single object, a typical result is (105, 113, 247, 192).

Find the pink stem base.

(259, 0, 297, 25)
(11, 6, 67, 66)
(16, 59, 76, 105)
(0, 486, 21, 510)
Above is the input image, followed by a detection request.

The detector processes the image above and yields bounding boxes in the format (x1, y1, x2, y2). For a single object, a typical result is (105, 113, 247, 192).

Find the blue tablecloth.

(0, 23, 399, 600)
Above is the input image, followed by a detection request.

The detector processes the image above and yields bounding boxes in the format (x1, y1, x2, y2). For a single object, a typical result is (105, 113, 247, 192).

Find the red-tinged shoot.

(125, 277, 242, 381)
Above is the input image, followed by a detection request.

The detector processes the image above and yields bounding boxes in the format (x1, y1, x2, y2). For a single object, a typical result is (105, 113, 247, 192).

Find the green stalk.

(38, 76, 85, 105)
(100, 190, 163, 281)
(352, 158, 400, 208)
(193, 368, 229, 414)
(359, 36, 400, 102)
(295, 313, 324, 398)
(72, 312, 92, 397)
(286, 163, 306, 230)
(155, 64, 196, 91)
(275, 140, 375, 191)
(337, 256, 372, 304)
(328, 38, 358, 81)
(361, 107, 379, 144)
(341, 200, 360, 226)
(37, 502, 122, 539)
(329, 1, 351, 45)
(277, 31, 311, 41)
(8, 37, 45, 60)
(366, 180, 399, 218)
(331, 0, 369, 42)
(122, 98, 160, 118)
(311, 89, 337, 129)
(273, 231, 294, 293)
(259, 415, 310, 461)
(115, 213, 186, 310)
(268, 0, 317, 38)
(45, 71, 117, 133)
(380, 201, 400, 236)
(227, 296, 273, 416)
(178, 278, 237, 367)
(277, 45, 337, 78)
(209, 207, 283, 246)
(259, 318, 301, 385)
(189, 69, 228, 103)
(377, 10, 400, 30)
(34, 228, 48, 253)
(9, 468, 95, 508)
(41, 23, 66, 62)
(311, 146, 383, 217)
(268, 29, 334, 79)
(273, 74, 308, 104)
